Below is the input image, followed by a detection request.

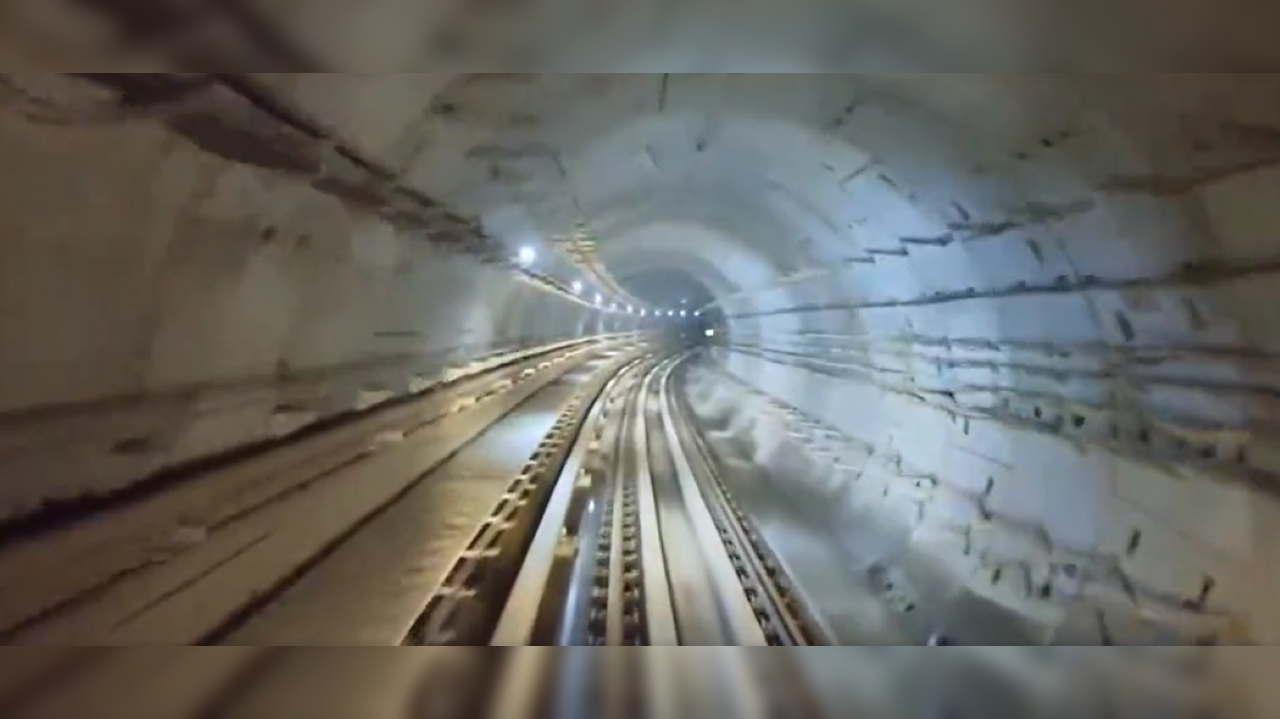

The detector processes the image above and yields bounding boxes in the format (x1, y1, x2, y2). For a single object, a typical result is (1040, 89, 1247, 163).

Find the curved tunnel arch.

(424, 72, 1280, 644)
(2, 7, 1280, 658)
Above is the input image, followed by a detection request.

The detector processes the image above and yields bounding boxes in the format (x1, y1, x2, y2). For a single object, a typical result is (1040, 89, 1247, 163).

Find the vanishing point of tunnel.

(2, 2, 1280, 717)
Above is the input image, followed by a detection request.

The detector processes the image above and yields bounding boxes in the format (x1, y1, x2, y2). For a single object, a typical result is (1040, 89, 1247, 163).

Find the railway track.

(0, 337, 636, 712)
(409, 352, 828, 717)
(0, 346, 1228, 719)
(450, 353, 828, 649)
(0, 346, 828, 719)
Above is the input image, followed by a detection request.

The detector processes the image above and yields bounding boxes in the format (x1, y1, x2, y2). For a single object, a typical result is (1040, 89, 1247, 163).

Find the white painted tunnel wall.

(685, 81, 1280, 644)
(0, 86, 630, 522)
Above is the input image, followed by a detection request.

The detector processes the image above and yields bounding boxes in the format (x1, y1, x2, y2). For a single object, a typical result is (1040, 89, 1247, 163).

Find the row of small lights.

(519, 245, 698, 318)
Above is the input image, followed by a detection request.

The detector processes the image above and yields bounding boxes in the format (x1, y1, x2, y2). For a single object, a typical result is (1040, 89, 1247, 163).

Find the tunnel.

(1, 2, 1280, 717)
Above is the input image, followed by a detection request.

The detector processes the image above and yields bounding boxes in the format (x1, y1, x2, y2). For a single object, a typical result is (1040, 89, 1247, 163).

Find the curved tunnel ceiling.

(263, 67, 1280, 644)
(614, 264, 715, 312)
(6, 0, 1280, 654)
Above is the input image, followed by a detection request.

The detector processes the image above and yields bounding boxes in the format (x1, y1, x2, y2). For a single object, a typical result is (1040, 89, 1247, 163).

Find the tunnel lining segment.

(708, 347, 1263, 645)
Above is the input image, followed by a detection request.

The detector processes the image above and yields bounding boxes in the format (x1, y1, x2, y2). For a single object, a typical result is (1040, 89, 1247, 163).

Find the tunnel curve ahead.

(409, 71, 1280, 646)
(2, 2, 1280, 673)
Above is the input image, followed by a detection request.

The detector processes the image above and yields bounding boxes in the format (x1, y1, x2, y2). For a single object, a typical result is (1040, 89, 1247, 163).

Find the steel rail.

(666, 363, 827, 646)
(654, 356, 769, 647)
(405, 349, 643, 646)
(487, 359, 646, 645)
(632, 362, 679, 647)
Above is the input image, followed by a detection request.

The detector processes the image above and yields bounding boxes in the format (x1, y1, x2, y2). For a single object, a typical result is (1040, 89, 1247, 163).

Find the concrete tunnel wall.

(0, 75, 637, 522)
(6, 2, 1280, 648)
(401, 72, 1280, 645)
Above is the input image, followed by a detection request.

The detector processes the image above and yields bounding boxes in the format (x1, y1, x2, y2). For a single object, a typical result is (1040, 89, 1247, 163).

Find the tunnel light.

(640, 309, 647, 316)
(610, 303, 619, 312)
(594, 293, 602, 305)
(571, 280, 583, 294)
(517, 246, 537, 267)
(627, 305, 634, 314)
(680, 310, 687, 317)
(705, 328, 716, 338)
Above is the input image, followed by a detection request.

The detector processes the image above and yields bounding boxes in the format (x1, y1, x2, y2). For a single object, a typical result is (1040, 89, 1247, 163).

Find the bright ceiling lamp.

(571, 280, 583, 294)
(517, 246, 537, 267)
(705, 328, 716, 338)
